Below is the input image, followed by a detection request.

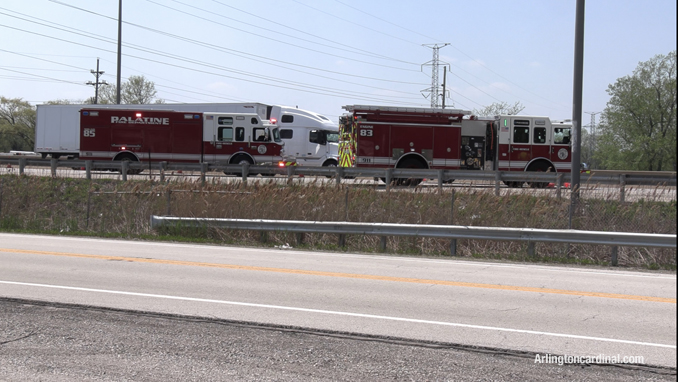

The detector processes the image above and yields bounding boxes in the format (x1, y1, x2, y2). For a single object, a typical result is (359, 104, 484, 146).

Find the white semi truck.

(35, 103, 339, 168)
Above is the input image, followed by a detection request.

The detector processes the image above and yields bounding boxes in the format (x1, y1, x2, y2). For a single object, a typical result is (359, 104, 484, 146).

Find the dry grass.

(0, 174, 675, 269)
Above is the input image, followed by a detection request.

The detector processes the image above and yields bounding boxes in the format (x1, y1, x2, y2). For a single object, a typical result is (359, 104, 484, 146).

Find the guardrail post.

(85, 189, 92, 230)
(335, 167, 344, 186)
(19, 158, 26, 175)
(527, 241, 536, 257)
(338, 234, 346, 248)
(344, 188, 349, 221)
(438, 169, 444, 192)
(295, 232, 304, 245)
(85, 160, 92, 180)
(450, 190, 457, 256)
(50, 158, 57, 178)
(260, 231, 268, 243)
(611, 246, 619, 266)
(385, 168, 393, 191)
(241, 163, 249, 185)
(0, 177, 3, 218)
(121, 161, 128, 182)
(619, 174, 626, 203)
(201, 163, 208, 186)
(166, 189, 172, 216)
(494, 171, 501, 196)
(450, 190, 457, 255)
(380, 236, 387, 252)
(160, 161, 166, 182)
(556, 173, 563, 199)
(287, 165, 294, 185)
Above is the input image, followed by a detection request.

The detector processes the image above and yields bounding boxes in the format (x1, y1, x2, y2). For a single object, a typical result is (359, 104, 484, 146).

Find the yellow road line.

(2, 248, 675, 304)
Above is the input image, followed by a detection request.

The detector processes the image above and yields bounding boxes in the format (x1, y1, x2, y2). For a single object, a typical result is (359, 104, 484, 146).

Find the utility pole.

(86, 58, 108, 104)
(584, 111, 599, 169)
(441, 66, 448, 109)
(421, 43, 449, 108)
(116, 0, 122, 104)
(570, 0, 585, 205)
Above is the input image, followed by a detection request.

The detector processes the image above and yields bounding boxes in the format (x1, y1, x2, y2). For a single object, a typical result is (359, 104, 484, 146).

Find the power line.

(180, 0, 420, 66)
(20, 4, 427, 87)
(0, 5, 461, 108)
(0, 22, 424, 104)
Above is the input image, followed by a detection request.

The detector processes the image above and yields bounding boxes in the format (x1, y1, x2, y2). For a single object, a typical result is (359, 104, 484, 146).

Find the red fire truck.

(339, 105, 572, 187)
(79, 108, 284, 173)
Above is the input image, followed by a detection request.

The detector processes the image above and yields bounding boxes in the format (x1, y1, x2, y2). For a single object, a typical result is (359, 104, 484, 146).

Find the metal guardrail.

(150, 216, 676, 263)
(1, 157, 676, 187)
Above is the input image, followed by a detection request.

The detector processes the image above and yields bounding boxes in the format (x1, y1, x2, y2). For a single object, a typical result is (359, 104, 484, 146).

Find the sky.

(0, 0, 676, 125)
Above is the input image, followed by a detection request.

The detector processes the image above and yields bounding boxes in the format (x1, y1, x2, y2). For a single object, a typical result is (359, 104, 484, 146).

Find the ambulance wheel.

(527, 161, 552, 188)
(395, 157, 425, 187)
(225, 155, 253, 176)
(115, 153, 142, 175)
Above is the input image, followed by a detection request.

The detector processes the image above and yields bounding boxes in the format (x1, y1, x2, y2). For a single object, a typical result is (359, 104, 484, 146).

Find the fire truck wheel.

(115, 153, 142, 175)
(527, 161, 552, 188)
(395, 157, 425, 187)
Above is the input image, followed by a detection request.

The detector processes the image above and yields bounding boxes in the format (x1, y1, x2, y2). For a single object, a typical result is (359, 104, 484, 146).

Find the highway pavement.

(0, 233, 675, 379)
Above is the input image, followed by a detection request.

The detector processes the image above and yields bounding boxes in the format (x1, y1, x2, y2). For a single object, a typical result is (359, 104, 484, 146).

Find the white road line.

(2, 280, 675, 349)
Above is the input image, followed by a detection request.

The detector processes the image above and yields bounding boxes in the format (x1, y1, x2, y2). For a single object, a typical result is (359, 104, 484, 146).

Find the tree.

(596, 51, 676, 171)
(90, 75, 164, 104)
(0, 97, 36, 152)
(472, 101, 525, 117)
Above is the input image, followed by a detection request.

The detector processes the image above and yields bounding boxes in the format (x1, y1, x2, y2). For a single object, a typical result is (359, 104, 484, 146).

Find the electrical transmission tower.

(86, 58, 108, 104)
(585, 111, 600, 169)
(421, 43, 449, 108)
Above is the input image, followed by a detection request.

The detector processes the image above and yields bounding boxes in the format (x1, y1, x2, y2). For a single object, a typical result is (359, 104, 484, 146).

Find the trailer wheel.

(527, 161, 552, 188)
(115, 153, 142, 175)
(395, 157, 426, 187)
(322, 159, 338, 178)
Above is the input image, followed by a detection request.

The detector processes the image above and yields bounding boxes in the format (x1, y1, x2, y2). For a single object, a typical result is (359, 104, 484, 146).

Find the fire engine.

(339, 105, 572, 187)
(79, 108, 284, 173)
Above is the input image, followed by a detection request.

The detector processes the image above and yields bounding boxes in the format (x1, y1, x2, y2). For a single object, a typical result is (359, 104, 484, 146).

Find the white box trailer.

(35, 103, 339, 167)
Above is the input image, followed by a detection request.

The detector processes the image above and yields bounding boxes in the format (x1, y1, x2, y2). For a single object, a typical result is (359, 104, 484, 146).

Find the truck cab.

(270, 106, 339, 167)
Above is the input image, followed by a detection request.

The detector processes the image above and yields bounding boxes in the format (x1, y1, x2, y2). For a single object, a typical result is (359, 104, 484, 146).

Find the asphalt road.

(0, 233, 676, 380)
